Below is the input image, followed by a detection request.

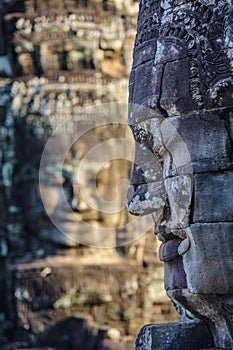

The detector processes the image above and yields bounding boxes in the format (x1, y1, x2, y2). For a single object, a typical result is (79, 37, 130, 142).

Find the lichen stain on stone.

(127, 190, 166, 216)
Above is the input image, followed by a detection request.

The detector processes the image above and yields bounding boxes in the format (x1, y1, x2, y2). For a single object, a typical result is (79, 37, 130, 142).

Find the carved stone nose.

(71, 197, 89, 212)
(127, 123, 167, 216)
(127, 181, 167, 216)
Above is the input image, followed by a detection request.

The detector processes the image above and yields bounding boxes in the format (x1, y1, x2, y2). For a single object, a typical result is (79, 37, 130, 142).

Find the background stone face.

(0, 1, 178, 349)
(0, 0, 138, 253)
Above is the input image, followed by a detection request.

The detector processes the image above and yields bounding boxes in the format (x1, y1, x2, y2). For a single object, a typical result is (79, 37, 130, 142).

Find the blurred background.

(0, 0, 179, 349)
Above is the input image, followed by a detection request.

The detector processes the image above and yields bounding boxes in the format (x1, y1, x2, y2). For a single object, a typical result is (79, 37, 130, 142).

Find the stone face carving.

(0, 0, 139, 249)
(128, 0, 233, 349)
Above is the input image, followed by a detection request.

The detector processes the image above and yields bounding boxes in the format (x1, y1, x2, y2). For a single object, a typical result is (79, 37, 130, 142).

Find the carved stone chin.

(128, 0, 233, 348)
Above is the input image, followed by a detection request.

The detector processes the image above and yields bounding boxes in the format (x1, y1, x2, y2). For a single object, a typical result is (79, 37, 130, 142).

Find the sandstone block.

(193, 171, 233, 223)
(132, 41, 157, 68)
(164, 175, 192, 230)
(135, 320, 213, 350)
(129, 60, 154, 108)
(160, 58, 196, 117)
(164, 256, 187, 291)
(183, 223, 233, 294)
(167, 113, 232, 172)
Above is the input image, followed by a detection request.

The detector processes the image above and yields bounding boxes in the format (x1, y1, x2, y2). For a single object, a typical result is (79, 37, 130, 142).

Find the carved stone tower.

(127, 1, 233, 349)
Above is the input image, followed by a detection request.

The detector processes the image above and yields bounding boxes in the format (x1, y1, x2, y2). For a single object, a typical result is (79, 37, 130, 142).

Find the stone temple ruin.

(127, 0, 233, 349)
(0, 0, 232, 349)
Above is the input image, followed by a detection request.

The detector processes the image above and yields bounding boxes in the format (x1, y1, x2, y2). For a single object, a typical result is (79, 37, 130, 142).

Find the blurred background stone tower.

(0, 1, 179, 349)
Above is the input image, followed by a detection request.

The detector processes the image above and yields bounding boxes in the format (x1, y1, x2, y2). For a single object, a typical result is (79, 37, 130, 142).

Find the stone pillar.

(127, 1, 233, 349)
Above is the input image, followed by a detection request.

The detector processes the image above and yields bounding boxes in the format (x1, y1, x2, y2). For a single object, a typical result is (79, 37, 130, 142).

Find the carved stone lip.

(159, 236, 191, 262)
(159, 239, 182, 262)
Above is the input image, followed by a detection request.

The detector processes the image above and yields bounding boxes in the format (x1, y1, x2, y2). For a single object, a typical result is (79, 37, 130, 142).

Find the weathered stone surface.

(129, 143, 163, 186)
(159, 239, 182, 263)
(129, 0, 233, 349)
(130, 60, 155, 108)
(130, 1, 233, 115)
(164, 175, 192, 230)
(183, 223, 233, 294)
(166, 113, 232, 173)
(135, 320, 213, 350)
(131, 41, 156, 69)
(129, 109, 232, 177)
(159, 57, 196, 117)
(168, 289, 233, 350)
(129, 117, 173, 179)
(127, 181, 167, 216)
(164, 256, 187, 291)
(193, 171, 233, 223)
